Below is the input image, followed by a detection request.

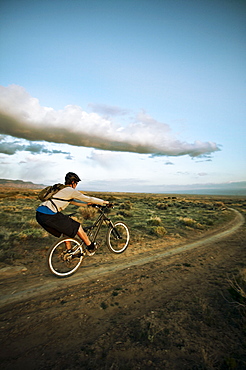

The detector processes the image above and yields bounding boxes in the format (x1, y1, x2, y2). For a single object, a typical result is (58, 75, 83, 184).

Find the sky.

(0, 0, 245, 193)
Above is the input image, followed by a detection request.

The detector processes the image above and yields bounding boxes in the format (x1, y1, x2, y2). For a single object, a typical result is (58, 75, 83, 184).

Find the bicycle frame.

(83, 206, 115, 243)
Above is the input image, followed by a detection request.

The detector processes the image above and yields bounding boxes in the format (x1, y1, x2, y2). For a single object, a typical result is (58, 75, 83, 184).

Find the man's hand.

(106, 202, 114, 208)
(103, 201, 114, 207)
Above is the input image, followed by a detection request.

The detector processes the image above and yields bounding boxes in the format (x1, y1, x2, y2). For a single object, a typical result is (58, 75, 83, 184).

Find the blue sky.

(0, 0, 245, 193)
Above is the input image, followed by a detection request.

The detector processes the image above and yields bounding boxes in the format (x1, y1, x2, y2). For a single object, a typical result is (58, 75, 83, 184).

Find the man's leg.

(77, 225, 91, 246)
(77, 225, 96, 253)
(65, 240, 71, 250)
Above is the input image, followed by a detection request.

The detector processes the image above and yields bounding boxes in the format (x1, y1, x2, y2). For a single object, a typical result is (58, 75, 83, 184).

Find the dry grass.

(178, 216, 204, 229)
(0, 189, 244, 267)
(228, 268, 246, 308)
(79, 206, 98, 220)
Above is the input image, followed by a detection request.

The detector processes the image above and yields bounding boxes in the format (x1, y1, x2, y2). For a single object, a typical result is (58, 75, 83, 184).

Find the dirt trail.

(0, 208, 244, 308)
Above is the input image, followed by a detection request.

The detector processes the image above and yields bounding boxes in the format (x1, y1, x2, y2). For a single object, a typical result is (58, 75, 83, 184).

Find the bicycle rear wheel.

(106, 221, 130, 253)
(47, 237, 84, 277)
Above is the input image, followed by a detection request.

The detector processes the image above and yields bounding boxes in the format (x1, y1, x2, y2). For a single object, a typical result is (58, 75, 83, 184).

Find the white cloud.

(0, 85, 220, 158)
(87, 149, 121, 168)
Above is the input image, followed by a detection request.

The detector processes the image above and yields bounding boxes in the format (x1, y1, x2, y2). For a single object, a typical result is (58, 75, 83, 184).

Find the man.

(36, 172, 109, 253)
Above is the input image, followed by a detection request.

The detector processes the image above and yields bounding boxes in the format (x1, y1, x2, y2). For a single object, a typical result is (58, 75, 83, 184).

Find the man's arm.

(71, 190, 109, 206)
(70, 199, 88, 207)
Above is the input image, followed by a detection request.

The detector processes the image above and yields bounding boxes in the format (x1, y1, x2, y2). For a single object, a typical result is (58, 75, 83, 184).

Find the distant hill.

(0, 178, 245, 195)
(0, 179, 45, 189)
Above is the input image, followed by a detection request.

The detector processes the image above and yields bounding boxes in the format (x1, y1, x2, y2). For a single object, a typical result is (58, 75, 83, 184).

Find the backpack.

(38, 183, 69, 202)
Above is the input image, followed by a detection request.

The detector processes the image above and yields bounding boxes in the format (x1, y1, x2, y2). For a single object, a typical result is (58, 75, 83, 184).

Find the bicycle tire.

(47, 237, 84, 277)
(106, 221, 130, 253)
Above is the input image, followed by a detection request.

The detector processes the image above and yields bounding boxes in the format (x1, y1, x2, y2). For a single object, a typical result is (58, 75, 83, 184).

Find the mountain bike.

(46, 204, 130, 278)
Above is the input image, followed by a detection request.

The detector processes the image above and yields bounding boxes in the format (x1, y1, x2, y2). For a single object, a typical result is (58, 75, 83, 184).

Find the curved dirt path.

(0, 208, 244, 308)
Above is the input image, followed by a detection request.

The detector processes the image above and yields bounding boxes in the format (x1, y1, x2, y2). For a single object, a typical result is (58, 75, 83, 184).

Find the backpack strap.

(49, 197, 73, 212)
(49, 199, 59, 213)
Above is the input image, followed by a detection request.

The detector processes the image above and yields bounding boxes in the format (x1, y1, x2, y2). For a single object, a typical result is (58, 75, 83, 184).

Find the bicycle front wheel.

(47, 237, 84, 278)
(106, 221, 130, 253)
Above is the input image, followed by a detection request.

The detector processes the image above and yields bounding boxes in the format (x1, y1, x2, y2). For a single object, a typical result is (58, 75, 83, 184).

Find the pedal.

(85, 249, 96, 256)
(85, 243, 98, 256)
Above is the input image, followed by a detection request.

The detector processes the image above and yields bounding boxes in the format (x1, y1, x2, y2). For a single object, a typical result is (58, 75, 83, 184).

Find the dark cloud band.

(0, 85, 220, 158)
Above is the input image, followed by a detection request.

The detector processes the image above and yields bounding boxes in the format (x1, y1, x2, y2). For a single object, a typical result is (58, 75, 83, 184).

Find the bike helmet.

(65, 172, 81, 185)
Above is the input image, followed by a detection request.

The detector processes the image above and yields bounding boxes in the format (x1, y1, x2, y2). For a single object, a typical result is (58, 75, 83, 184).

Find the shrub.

(27, 218, 41, 228)
(79, 207, 97, 220)
(0, 226, 13, 245)
(0, 249, 15, 263)
(178, 217, 205, 229)
(214, 201, 226, 208)
(156, 202, 169, 210)
(179, 217, 197, 228)
(117, 210, 133, 218)
(196, 222, 205, 229)
(153, 226, 167, 237)
(147, 216, 162, 226)
(228, 268, 246, 306)
(119, 201, 132, 210)
(12, 228, 46, 240)
(100, 302, 108, 309)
